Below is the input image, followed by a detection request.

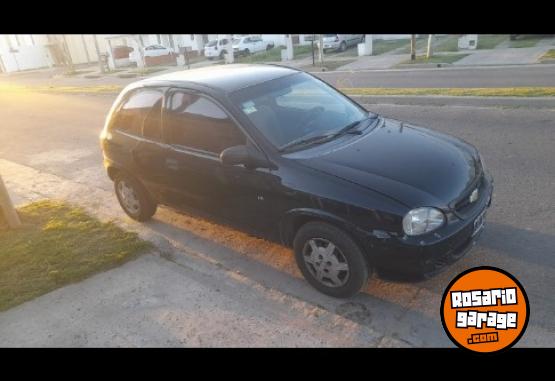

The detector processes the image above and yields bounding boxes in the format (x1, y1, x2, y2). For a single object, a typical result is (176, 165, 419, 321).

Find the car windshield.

(230, 72, 371, 151)
(232, 38, 241, 45)
(206, 40, 217, 47)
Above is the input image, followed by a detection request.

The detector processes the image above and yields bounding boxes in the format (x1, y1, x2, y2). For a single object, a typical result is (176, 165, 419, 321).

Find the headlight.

(402, 207, 445, 236)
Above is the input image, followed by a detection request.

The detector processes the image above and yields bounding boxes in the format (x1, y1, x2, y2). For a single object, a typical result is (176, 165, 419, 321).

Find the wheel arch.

(279, 208, 364, 249)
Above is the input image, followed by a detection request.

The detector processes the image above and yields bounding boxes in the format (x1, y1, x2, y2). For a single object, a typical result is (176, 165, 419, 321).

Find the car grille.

(423, 233, 475, 278)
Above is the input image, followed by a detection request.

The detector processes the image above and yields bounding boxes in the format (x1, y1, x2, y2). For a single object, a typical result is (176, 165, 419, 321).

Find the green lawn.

(0, 200, 151, 311)
(342, 87, 555, 97)
(398, 36, 429, 54)
(236, 45, 315, 63)
(399, 54, 468, 65)
(372, 38, 411, 55)
(435, 35, 460, 52)
(477, 35, 509, 49)
(63, 69, 94, 77)
(540, 49, 555, 61)
(509, 35, 544, 48)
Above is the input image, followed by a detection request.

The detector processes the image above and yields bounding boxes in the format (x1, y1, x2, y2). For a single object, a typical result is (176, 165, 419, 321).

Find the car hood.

(292, 118, 481, 208)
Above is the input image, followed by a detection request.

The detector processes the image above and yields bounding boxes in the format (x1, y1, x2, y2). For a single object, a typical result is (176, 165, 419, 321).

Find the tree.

(0, 174, 21, 229)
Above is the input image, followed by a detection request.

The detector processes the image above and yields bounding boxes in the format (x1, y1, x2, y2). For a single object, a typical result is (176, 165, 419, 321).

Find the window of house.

(164, 91, 246, 154)
(112, 88, 164, 139)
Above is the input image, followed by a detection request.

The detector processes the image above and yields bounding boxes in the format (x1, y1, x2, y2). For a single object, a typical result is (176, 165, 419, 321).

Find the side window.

(164, 91, 246, 153)
(112, 88, 163, 138)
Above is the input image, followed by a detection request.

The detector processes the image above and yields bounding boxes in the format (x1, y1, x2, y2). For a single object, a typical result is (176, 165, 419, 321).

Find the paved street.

(0, 89, 554, 346)
(315, 64, 555, 88)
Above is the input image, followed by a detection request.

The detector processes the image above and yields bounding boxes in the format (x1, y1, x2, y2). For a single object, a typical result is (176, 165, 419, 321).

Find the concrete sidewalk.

(0, 158, 403, 347)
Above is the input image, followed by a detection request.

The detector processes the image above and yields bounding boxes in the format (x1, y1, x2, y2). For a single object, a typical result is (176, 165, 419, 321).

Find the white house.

(0, 34, 213, 73)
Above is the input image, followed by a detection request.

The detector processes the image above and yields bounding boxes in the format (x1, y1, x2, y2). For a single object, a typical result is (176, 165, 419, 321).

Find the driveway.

(454, 47, 550, 66)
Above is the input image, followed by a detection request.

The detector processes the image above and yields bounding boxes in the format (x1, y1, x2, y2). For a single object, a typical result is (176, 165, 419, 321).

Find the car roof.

(137, 64, 299, 93)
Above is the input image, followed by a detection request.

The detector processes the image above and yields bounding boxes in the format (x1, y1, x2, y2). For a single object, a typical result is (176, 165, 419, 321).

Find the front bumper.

(322, 41, 340, 50)
(204, 50, 219, 57)
(361, 173, 494, 278)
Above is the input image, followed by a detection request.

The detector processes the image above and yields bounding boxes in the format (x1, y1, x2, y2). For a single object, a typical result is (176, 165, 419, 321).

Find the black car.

(100, 64, 493, 298)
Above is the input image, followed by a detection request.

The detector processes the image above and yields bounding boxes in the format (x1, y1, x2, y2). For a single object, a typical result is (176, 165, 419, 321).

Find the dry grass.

(0, 200, 151, 311)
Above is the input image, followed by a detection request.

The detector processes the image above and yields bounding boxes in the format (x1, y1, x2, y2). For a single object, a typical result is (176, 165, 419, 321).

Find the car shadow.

(140, 206, 455, 346)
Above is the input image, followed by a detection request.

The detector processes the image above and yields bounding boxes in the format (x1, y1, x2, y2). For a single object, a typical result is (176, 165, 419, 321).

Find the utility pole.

(131, 34, 146, 71)
(93, 35, 104, 73)
(62, 35, 74, 73)
(0, 174, 21, 229)
(318, 34, 324, 65)
(410, 34, 416, 61)
(426, 34, 434, 59)
(311, 34, 315, 66)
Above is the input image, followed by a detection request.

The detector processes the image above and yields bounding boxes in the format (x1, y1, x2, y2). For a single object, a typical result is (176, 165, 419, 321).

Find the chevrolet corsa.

(100, 64, 493, 298)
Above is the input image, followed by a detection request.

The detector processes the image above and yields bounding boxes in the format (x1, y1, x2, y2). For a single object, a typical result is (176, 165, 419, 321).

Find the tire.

(266, 44, 273, 51)
(219, 50, 227, 59)
(293, 221, 370, 298)
(114, 173, 157, 222)
(339, 41, 347, 52)
(244, 48, 250, 55)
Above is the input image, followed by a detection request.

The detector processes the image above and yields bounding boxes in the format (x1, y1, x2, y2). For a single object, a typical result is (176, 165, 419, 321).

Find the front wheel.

(339, 41, 347, 52)
(114, 173, 157, 222)
(293, 221, 370, 298)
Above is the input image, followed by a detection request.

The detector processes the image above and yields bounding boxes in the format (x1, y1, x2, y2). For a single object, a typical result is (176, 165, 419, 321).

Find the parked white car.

(232, 36, 274, 56)
(321, 34, 365, 52)
(143, 44, 175, 57)
(204, 38, 231, 59)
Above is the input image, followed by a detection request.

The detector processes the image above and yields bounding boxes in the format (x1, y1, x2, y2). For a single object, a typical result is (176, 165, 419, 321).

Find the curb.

(394, 63, 453, 69)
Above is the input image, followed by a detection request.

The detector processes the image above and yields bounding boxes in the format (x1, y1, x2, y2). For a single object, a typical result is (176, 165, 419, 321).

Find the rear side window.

(112, 88, 163, 140)
(164, 91, 246, 153)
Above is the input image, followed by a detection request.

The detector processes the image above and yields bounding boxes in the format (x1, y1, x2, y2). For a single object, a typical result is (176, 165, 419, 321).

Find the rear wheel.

(244, 48, 250, 55)
(293, 221, 370, 298)
(114, 173, 157, 222)
(339, 41, 347, 52)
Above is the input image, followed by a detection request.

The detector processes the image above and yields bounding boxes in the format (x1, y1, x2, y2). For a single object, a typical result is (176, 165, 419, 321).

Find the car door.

(161, 88, 278, 234)
(253, 36, 264, 52)
(109, 87, 169, 201)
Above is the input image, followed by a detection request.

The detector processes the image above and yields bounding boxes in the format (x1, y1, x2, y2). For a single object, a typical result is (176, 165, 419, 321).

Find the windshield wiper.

(279, 133, 336, 152)
(279, 115, 379, 153)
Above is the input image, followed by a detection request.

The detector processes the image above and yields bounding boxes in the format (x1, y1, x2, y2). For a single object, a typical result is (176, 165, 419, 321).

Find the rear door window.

(112, 88, 164, 139)
(164, 91, 246, 154)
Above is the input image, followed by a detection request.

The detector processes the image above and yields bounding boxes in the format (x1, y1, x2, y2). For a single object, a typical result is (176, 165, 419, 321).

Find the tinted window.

(164, 92, 245, 153)
(112, 88, 163, 138)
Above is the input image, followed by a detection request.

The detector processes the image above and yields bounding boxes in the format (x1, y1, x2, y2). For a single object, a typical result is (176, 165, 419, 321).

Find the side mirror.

(220, 145, 273, 169)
